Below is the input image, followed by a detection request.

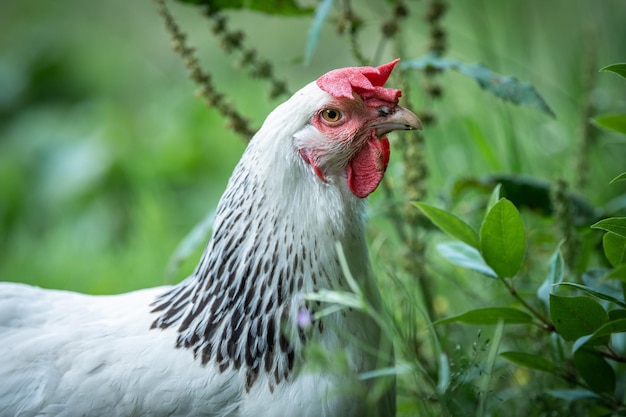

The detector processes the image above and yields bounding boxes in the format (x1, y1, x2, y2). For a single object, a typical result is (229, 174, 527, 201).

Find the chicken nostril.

(378, 106, 390, 117)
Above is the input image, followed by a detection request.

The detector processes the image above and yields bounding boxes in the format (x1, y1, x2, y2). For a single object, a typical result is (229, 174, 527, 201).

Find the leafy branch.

(402, 55, 555, 117)
(417, 180, 626, 411)
(154, 0, 255, 138)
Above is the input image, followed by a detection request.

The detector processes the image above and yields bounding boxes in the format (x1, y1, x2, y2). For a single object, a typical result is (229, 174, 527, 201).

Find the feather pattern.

(0, 63, 419, 416)
(151, 83, 378, 396)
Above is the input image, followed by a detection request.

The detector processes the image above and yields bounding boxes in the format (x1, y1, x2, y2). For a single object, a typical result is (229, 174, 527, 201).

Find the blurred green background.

(0, 0, 624, 295)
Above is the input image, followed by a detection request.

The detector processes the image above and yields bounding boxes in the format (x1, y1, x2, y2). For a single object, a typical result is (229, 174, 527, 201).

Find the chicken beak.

(374, 106, 422, 136)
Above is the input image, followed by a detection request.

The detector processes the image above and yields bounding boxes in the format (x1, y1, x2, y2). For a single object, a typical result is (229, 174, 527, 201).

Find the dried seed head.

(381, 21, 398, 38)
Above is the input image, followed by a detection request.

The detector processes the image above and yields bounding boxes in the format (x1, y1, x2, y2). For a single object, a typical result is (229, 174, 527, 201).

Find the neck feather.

(150, 114, 370, 392)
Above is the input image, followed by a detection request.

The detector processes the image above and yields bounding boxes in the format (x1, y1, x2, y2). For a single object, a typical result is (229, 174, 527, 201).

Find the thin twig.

(201, 6, 290, 100)
(601, 346, 626, 363)
(574, 32, 598, 190)
(387, 1, 435, 321)
(153, 0, 255, 140)
(342, 0, 369, 66)
(498, 276, 553, 329)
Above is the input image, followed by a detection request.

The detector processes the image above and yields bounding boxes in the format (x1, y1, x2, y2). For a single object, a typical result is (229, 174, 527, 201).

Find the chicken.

(0, 60, 420, 417)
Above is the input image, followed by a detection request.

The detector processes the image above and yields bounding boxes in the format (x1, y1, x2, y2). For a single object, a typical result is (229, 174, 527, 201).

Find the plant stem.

(342, 0, 369, 66)
(381, 178, 409, 244)
(601, 346, 626, 363)
(574, 33, 598, 190)
(498, 276, 553, 329)
(153, 0, 255, 139)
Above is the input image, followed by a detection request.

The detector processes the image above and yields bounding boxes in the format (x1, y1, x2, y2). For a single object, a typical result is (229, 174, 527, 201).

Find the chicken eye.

(321, 108, 342, 123)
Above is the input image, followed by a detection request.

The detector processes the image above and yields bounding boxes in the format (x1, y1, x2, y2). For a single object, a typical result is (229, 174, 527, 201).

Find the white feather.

(0, 81, 394, 417)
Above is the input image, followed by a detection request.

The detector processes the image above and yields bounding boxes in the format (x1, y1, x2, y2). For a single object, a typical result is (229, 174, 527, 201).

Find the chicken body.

(0, 61, 420, 417)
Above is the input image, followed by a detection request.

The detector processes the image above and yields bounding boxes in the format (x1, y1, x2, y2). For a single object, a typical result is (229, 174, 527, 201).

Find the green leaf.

(465, 119, 502, 171)
(436, 241, 497, 278)
(402, 56, 555, 117)
(550, 294, 608, 341)
(304, 0, 334, 64)
(574, 349, 616, 394)
(437, 353, 450, 394)
(591, 217, 626, 239)
(589, 405, 619, 417)
(600, 63, 626, 79)
(500, 351, 557, 374)
(359, 363, 415, 380)
(549, 332, 566, 368)
(177, 0, 313, 15)
(609, 309, 626, 320)
(603, 264, 626, 284)
(547, 389, 600, 401)
(592, 114, 626, 135)
(486, 183, 502, 214)
(557, 282, 626, 309)
(414, 202, 479, 248)
(573, 318, 626, 351)
(477, 321, 504, 417)
(537, 246, 565, 307)
(459, 64, 556, 117)
(479, 198, 526, 278)
(610, 172, 626, 184)
(603, 232, 626, 267)
(587, 318, 626, 339)
(451, 175, 600, 227)
(435, 307, 532, 325)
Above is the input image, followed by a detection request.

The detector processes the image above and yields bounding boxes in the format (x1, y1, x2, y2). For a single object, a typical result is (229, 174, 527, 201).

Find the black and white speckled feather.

(151, 83, 376, 394)
(0, 64, 419, 416)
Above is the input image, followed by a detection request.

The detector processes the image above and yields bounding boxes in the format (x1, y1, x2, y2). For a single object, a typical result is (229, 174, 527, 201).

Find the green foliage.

(452, 175, 601, 227)
(499, 351, 556, 374)
(573, 319, 626, 352)
(421, 171, 626, 414)
(435, 307, 532, 325)
(603, 232, 626, 266)
(418, 195, 527, 279)
(304, 0, 334, 65)
(591, 217, 626, 238)
(592, 64, 626, 137)
(413, 202, 479, 248)
(485, 183, 502, 213)
(549, 294, 608, 341)
(537, 246, 565, 306)
(3, 2, 626, 417)
(574, 349, 615, 394)
(601, 63, 626, 79)
(610, 172, 626, 184)
(402, 55, 555, 117)
(558, 282, 626, 309)
(435, 241, 497, 278)
(479, 198, 526, 278)
(176, 0, 311, 15)
(592, 114, 626, 135)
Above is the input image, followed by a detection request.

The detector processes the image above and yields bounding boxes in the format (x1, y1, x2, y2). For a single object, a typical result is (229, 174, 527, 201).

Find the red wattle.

(346, 136, 390, 198)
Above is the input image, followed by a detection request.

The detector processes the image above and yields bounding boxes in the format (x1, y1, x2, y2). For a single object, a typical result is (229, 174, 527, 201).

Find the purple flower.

(297, 309, 312, 329)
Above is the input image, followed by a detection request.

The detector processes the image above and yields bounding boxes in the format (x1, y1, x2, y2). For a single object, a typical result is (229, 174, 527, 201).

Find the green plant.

(409, 63, 626, 415)
(150, 2, 626, 415)
(2, 1, 625, 416)
(417, 183, 626, 415)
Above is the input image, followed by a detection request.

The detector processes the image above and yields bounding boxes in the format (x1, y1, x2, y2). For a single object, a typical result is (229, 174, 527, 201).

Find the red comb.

(316, 59, 401, 105)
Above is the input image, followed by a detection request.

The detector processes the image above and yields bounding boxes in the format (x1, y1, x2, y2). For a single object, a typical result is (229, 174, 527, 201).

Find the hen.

(0, 60, 420, 417)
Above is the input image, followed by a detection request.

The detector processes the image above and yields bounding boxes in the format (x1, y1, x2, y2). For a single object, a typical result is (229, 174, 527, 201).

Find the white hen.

(0, 60, 420, 417)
